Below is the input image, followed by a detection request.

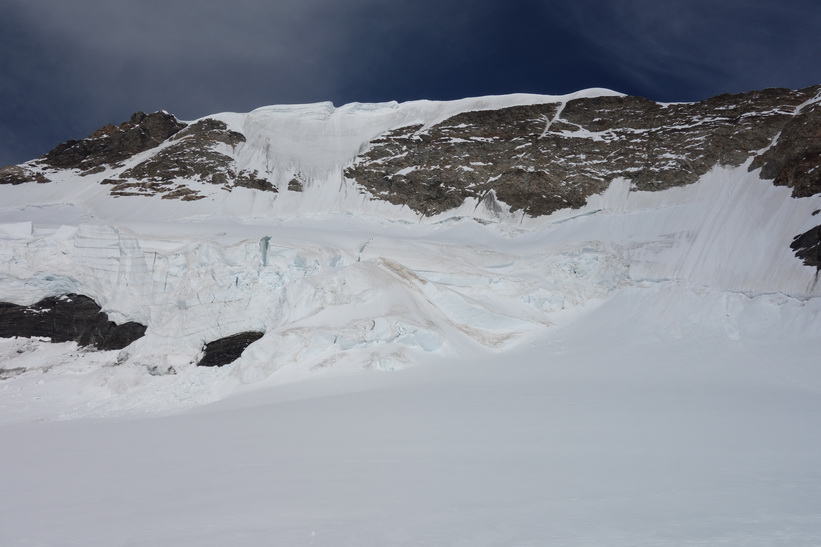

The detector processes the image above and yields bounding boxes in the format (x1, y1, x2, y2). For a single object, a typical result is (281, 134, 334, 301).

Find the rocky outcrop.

(791, 225, 821, 270)
(197, 331, 265, 367)
(287, 179, 304, 192)
(43, 111, 187, 174)
(0, 112, 275, 199)
(0, 165, 50, 185)
(0, 294, 147, 350)
(0, 111, 186, 185)
(346, 86, 821, 216)
(750, 99, 821, 198)
(3, 86, 819, 209)
(110, 118, 275, 199)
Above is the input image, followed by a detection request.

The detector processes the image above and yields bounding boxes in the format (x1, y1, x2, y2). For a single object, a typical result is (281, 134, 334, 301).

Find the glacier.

(1, 90, 820, 546)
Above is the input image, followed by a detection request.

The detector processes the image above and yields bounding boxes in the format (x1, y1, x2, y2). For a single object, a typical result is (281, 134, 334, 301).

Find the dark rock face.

(0, 165, 50, 185)
(197, 331, 265, 367)
(750, 100, 821, 198)
(0, 294, 147, 350)
(0, 111, 186, 185)
(791, 225, 821, 270)
(43, 111, 187, 173)
(347, 86, 821, 216)
(111, 118, 275, 199)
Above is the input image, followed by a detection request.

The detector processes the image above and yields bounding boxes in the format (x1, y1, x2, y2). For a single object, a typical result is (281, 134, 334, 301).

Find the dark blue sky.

(2, 0, 819, 167)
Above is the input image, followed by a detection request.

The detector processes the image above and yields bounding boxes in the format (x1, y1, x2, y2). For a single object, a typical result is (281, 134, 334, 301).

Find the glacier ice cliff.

(0, 86, 820, 417)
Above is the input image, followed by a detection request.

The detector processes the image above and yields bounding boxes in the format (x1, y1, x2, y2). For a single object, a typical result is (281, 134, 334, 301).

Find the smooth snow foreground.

(2, 291, 820, 546)
(1, 164, 820, 545)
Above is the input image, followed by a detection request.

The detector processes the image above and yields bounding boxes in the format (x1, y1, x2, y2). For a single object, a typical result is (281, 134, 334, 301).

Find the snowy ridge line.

(217, 90, 625, 179)
(2, 84, 818, 229)
(225, 88, 624, 130)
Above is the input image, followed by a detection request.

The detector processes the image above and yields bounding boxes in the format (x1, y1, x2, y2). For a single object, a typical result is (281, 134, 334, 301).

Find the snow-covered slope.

(0, 162, 817, 418)
(0, 90, 621, 221)
(1, 88, 820, 546)
(1, 87, 820, 417)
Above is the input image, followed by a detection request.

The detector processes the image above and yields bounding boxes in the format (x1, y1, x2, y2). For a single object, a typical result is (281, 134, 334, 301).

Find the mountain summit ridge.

(3, 85, 819, 271)
(3, 86, 819, 213)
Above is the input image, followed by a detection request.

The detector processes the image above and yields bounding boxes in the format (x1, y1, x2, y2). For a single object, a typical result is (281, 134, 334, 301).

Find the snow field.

(1, 163, 820, 420)
(1, 91, 820, 544)
(1, 286, 819, 545)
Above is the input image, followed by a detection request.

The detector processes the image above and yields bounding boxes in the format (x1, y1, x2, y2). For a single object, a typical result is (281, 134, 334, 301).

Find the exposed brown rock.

(750, 87, 821, 198)
(235, 170, 275, 192)
(41, 111, 186, 173)
(118, 118, 276, 197)
(347, 86, 820, 216)
(119, 119, 242, 184)
(4, 86, 819, 213)
(0, 165, 50, 185)
(161, 187, 206, 201)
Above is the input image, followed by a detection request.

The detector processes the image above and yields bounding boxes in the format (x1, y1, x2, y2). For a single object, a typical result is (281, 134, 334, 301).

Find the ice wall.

(2, 158, 821, 422)
(2, 162, 819, 387)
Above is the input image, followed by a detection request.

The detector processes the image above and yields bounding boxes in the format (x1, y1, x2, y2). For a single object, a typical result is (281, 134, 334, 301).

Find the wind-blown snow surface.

(1, 92, 821, 544)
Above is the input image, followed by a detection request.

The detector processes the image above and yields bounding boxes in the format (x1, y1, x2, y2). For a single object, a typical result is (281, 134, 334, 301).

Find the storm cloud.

(2, 0, 819, 166)
(546, 0, 821, 98)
